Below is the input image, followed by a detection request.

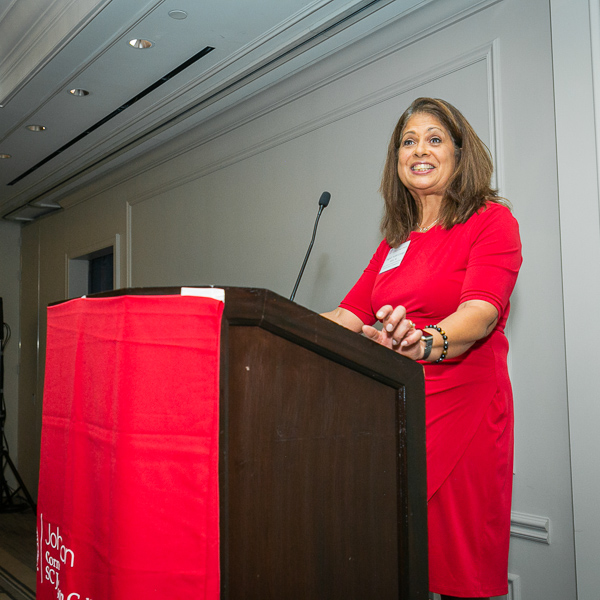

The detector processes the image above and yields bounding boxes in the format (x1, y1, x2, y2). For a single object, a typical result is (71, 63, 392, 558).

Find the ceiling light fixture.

(128, 39, 153, 49)
(8, 45, 215, 188)
(168, 10, 188, 20)
(26, 125, 46, 132)
(0, 154, 11, 159)
(69, 88, 90, 97)
(4, 201, 61, 222)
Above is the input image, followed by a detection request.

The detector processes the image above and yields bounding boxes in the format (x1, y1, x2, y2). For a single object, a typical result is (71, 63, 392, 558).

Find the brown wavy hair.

(380, 97, 505, 246)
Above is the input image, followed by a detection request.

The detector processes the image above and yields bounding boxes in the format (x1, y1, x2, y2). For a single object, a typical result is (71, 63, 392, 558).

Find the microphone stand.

(290, 192, 330, 302)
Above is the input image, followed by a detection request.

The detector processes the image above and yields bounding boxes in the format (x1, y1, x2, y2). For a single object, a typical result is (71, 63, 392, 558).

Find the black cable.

(2, 323, 10, 351)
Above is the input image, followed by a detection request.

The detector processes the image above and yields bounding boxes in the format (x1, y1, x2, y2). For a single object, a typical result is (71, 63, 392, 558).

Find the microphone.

(290, 192, 331, 302)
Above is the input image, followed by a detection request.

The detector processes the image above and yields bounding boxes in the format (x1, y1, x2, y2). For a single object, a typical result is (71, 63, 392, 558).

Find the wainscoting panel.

(511, 511, 551, 545)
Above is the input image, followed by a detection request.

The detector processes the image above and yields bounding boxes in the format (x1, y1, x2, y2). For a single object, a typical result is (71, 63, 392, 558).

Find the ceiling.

(0, 0, 422, 222)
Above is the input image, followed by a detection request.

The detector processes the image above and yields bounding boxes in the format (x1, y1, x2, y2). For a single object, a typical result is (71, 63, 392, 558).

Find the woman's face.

(397, 112, 456, 200)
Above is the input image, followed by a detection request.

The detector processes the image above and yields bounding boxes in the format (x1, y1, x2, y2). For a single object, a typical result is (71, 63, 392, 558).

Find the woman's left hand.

(362, 305, 424, 360)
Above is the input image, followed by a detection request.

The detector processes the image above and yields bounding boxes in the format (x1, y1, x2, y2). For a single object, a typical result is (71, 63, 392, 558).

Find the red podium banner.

(37, 294, 223, 600)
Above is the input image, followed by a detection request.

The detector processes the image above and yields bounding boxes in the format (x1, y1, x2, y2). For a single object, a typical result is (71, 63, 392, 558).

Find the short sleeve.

(339, 240, 391, 325)
(459, 204, 522, 318)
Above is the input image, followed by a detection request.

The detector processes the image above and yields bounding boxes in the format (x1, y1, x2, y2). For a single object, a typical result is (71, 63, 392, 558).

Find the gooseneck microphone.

(290, 191, 331, 302)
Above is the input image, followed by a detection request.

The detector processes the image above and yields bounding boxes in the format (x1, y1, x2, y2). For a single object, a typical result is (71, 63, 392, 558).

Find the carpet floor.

(0, 508, 36, 600)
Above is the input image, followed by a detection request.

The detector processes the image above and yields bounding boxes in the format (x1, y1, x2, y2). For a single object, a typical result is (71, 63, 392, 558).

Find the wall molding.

(131, 41, 498, 207)
(59, 38, 498, 214)
(0, 0, 165, 135)
(49, 0, 505, 212)
(5, 0, 402, 208)
(589, 0, 600, 211)
(0, 0, 111, 107)
(64, 234, 121, 299)
(508, 572, 521, 600)
(510, 511, 550, 544)
(126, 202, 133, 288)
(88, 0, 503, 156)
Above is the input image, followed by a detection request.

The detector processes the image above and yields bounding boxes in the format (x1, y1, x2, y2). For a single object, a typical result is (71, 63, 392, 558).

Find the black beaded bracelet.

(424, 325, 448, 363)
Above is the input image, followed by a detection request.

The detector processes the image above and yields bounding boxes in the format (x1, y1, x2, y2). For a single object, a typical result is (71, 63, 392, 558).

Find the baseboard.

(428, 573, 518, 600)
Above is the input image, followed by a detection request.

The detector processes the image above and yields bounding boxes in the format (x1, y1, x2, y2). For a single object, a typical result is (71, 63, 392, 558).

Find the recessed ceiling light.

(0, 154, 11, 159)
(129, 39, 153, 49)
(168, 10, 188, 20)
(69, 88, 90, 97)
(26, 125, 46, 132)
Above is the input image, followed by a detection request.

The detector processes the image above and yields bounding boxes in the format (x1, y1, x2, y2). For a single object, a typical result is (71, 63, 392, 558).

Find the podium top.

(63, 286, 424, 390)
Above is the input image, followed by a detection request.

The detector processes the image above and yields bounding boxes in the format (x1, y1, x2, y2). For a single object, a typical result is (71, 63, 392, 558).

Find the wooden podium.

(40, 287, 427, 599)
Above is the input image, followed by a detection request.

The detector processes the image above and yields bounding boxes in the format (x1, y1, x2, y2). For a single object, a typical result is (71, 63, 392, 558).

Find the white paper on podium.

(180, 287, 225, 302)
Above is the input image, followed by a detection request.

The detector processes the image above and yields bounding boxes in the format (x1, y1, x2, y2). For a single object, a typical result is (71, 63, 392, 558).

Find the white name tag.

(380, 241, 410, 273)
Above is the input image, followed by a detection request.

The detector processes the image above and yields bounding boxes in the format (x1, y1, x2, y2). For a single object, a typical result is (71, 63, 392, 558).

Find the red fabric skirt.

(427, 390, 514, 598)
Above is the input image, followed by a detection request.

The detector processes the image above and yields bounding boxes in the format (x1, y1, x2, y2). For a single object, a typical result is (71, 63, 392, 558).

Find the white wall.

(551, 0, 600, 598)
(0, 221, 21, 474)
(18, 0, 585, 596)
(129, 57, 491, 308)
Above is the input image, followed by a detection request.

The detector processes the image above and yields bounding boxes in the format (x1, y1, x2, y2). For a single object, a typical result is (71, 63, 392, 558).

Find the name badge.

(380, 241, 410, 273)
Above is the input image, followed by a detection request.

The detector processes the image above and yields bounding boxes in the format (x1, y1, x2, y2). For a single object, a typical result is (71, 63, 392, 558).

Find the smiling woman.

(379, 98, 501, 247)
(396, 113, 457, 208)
(321, 97, 522, 600)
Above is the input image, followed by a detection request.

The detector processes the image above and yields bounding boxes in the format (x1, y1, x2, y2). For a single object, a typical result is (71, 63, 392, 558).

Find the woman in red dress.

(322, 97, 522, 599)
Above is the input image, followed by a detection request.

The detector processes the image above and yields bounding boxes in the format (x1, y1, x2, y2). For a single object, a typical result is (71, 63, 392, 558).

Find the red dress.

(340, 202, 522, 597)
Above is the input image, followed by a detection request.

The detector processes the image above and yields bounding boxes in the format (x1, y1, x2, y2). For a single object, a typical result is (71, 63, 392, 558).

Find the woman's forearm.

(425, 299, 499, 361)
(320, 307, 365, 333)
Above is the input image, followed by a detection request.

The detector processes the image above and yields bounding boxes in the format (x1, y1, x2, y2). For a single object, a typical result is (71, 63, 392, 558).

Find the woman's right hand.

(362, 305, 424, 360)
